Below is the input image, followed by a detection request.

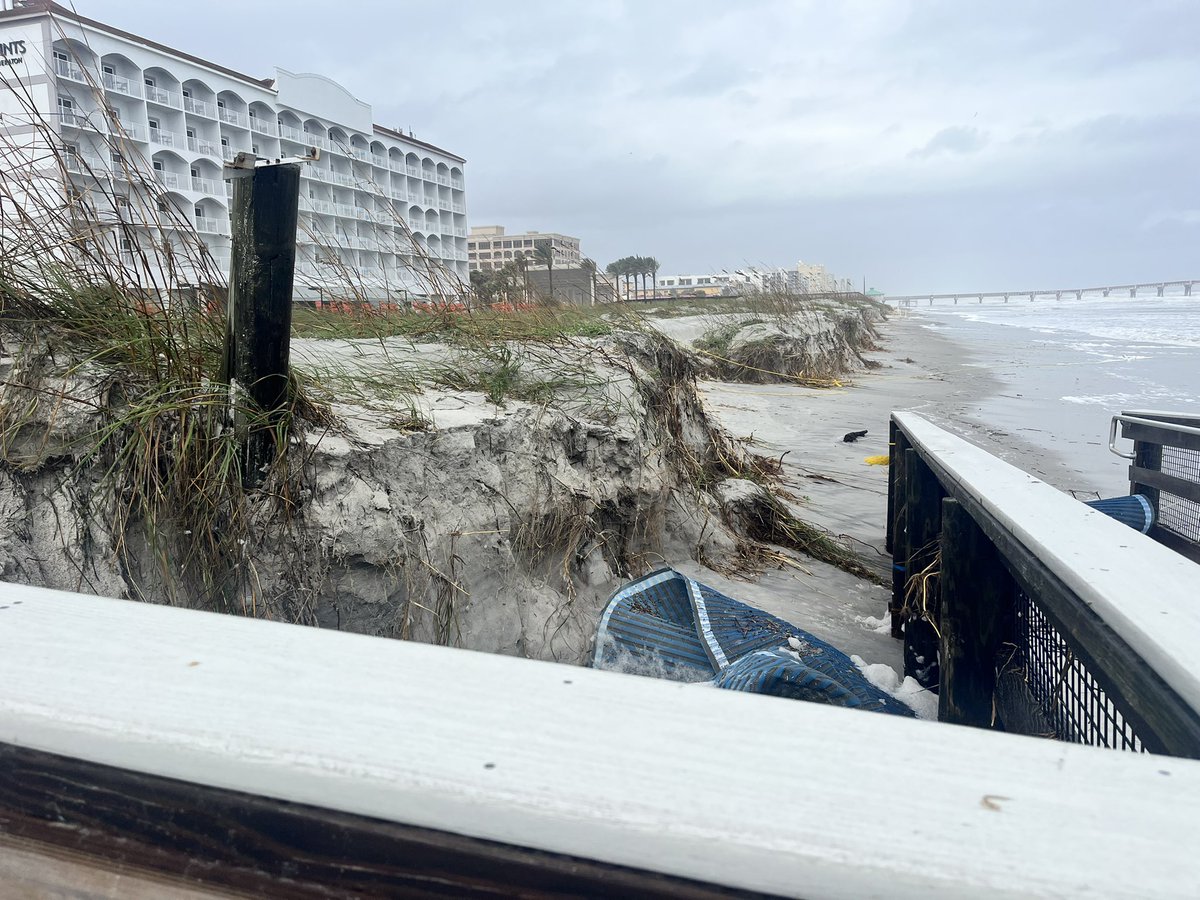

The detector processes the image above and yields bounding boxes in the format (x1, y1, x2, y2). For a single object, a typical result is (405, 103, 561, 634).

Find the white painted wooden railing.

(1, 581, 1199, 897)
(893, 411, 1200, 717)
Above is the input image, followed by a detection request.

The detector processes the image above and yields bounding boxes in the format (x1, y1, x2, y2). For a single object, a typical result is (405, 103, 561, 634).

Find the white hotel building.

(0, 0, 468, 301)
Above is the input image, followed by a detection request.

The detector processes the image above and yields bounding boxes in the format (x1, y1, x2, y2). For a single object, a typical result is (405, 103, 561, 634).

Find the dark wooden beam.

(0, 743, 763, 899)
(902, 447, 942, 687)
(938, 498, 1014, 728)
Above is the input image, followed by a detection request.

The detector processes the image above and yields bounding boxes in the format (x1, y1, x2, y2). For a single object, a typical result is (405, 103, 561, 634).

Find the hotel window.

(503, 241, 512, 248)
(190, 167, 199, 179)
(144, 76, 155, 87)
(152, 159, 164, 172)
(524, 240, 533, 247)
(102, 63, 114, 77)
(148, 117, 159, 131)
(54, 50, 68, 63)
(182, 87, 191, 99)
(217, 98, 225, 110)
(110, 150, 123, 166)
(194, 206, 204, 219)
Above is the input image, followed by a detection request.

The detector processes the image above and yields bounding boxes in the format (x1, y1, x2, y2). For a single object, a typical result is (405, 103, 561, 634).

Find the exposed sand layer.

(6, 299, 1054, 688)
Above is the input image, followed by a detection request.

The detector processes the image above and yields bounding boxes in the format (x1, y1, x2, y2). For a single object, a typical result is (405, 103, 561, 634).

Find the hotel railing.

(250, 117, 278, 136)
(146, 85, 182, 108)
(188, 136, 221, 156)
(190, 176, 222, 195)
(149, 127, 182, 148)
(218, 107, 249, 128)
(194, 215, 226, 234)
(154, 170, 185, 190)
(184, 96, 214, 117)
(888, 411, 1200, 758)
(53, 57, 86, 81)
(101, 72, 140, 97)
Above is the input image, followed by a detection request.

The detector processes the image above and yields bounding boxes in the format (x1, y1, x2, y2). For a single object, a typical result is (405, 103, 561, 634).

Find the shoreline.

(676, 310, 1110, 676)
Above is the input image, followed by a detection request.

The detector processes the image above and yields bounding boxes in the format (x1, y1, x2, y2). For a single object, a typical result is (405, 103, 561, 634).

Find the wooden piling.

(937, 498, 1014, 728)
(902, 448, 942, 686)
(888, 427, 910, 638)
(222, 162, 301, 488)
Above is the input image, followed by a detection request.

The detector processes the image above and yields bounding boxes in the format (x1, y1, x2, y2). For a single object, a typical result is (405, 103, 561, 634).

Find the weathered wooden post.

(938, 498, 1014, 727)
(887, 421, 909, 639)
(903, 447, 942, 686)
(222, 156, 302, 489)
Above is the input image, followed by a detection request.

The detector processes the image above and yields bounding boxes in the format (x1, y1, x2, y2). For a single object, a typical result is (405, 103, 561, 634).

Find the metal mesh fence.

(1156, 445, 1200, 543)
(1011, 591, 1145, 752)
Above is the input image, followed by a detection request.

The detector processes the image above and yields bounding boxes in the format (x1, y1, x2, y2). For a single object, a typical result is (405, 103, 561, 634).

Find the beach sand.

(675, 312, 1099, 678)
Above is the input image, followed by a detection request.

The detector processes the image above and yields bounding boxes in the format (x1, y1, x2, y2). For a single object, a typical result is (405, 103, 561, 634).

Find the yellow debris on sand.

(863, 454, 889, 466)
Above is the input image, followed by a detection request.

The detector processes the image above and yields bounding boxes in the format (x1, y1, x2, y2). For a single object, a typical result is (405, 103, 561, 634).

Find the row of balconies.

(62, 122, 464, 210)
(299, 197, 466, 236)
(56, 58, 464, 184)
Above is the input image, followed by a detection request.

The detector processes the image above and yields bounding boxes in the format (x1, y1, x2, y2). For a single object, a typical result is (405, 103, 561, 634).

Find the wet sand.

(680, 312, 1095, 678)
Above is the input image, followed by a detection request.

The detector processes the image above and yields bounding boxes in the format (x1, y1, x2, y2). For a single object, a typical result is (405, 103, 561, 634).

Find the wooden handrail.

(2, 581, 1200, 895)
(892, 411, 1200, 755)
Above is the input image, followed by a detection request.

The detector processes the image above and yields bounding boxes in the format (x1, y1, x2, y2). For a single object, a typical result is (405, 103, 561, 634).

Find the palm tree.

(512, 252, 530, 303)
(533, 240, 555, 302)
(646, 256, 660, 300)
(605, 260, 621, 302)
(581, 257, 598, 304)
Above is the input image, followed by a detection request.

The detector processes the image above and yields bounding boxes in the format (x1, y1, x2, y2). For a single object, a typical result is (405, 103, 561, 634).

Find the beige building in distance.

(468, 225, 581, 271)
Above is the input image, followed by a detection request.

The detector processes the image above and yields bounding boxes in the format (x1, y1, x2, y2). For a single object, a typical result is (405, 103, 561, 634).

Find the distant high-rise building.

(468, 226, 582, 271)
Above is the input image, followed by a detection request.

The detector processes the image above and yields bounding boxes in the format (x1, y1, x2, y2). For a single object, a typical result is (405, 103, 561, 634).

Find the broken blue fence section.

(592, 568, 914, 716)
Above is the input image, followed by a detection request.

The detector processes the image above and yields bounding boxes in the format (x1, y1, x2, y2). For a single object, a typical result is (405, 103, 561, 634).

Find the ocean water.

(907, 291, 1200, 493)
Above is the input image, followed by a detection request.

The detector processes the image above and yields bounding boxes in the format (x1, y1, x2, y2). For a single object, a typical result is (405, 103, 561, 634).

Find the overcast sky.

(81, 1, 1200, 292)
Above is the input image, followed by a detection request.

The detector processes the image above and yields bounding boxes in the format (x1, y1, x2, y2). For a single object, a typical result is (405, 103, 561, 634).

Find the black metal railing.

(889, 412, 1200, 758)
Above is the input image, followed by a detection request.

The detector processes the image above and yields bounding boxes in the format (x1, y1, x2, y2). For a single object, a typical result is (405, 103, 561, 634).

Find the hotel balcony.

(333, 203, 357, 219)
(191, 176, 222, 195)
(102, 72, 141, 98)
(54, 57, 86, 82)
(149, 127, 183, 149)
(372, 154, 388, 168)
(436, 175, 449, 186)
(154, 170, 186, 190)
(218, 107, 248, 128)
(406, 166, 421, 178)
(194, 215, 227, 234)
(64, 153, 107, 175)
(250, 117, 278, 136)
(407, 192, 421, 203)
(184, 96, 214, 117)
(146, 85, 182, 109)
(116, 122, 148, 142)
(301, 197, 335, 216)
(350, 148, 371, 162)
(187, 135, 221, 156)
(451, 202, 465, 213)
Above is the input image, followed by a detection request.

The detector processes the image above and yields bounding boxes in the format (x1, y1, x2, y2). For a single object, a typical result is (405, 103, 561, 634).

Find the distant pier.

(888, 279, 1196, 306)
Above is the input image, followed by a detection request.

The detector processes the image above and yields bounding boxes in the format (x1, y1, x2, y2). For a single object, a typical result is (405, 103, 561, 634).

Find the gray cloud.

(910, 126, 988, 159)
(81, 0, 1200, 292)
